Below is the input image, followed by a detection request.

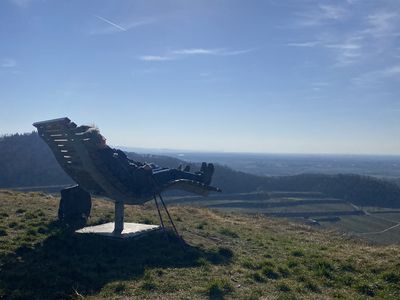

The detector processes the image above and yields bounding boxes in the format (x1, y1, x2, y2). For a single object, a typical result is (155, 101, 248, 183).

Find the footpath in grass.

(0, 190, 400, 299)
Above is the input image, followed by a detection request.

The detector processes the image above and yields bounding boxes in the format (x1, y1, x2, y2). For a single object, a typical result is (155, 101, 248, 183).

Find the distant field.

(168, 192, 359, 216)
(322, 214, 400, 245)
(168, 192, 400, 245)
(165, 152, 400, 178)
(371, 212, 400, 222)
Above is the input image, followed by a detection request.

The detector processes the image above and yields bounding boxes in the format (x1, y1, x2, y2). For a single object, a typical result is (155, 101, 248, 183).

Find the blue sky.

(1, 0, 400, 154)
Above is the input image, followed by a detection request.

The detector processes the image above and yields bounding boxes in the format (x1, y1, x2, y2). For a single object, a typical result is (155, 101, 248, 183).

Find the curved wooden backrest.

(34, 118, 220, 205)
(33, 118, 139, 203)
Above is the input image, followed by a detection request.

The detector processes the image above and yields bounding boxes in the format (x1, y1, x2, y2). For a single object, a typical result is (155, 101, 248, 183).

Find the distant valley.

(2, 132, 400, 244)
(151, 151, 400, 178)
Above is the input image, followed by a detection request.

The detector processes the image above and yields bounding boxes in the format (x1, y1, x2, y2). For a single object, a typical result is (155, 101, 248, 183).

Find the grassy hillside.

(167, 192, 400, 245)
(1, 190, 400, 299)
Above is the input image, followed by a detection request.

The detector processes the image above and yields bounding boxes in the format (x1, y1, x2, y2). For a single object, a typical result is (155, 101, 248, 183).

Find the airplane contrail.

(94, 15, 127, 32)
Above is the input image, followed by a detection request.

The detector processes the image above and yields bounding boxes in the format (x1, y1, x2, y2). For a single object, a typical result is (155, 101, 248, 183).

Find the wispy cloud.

(327, 10, 400, 65)
(139, 55, 173, 62)
(90, 15, 155, 34)
(172, 48, 254, 56)
(0, 58, 16, 68)
(325, 37, 364, 66)
(286, 41, 320, 47)
(9, 0, 33, 8)
(139, 48, 255, 61)
(383, 65, 400, 77)
(295, 4, 348, 26)
(221, 49, 255, 56)
(319, 5, 348, 20)
(353, 64, 400, 86)
(312, 82, 331, 87)
(172, 48, 222, 55)
(365, 12, 400, 37)
(94, 15, 127, 32)
(310, 81, 331, 92)
(287, 8, 400, 67)
(287, 36, 363, 66)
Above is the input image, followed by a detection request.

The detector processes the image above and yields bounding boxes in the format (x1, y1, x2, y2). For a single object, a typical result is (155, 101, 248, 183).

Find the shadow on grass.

(0, 222, 232, 299)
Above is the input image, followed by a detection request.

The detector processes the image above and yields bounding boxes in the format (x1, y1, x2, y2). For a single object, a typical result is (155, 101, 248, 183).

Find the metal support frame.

(154, 196, 165, 229)
(113, 193, 180, 238)
(157, 193, 181, 238)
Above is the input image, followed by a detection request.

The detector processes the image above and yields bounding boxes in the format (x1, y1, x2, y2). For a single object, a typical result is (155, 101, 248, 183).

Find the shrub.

(109, 282, 127, 294)
(241, 258, 257, 269)
(245, 288, 262, 300)
(8, 221, 18, 228)
(218, 247, 233, 259)
(278, 266, 290, 278)
(313, 259, 334, 279)
(196, 221, 208, 229)
(26, 228, 37, 236)
(140, 281, 156, 291)
(218, 228, 239, 238)
(304, 281, 320, 293)
(250, 272, 265, 282)
(291, 250, 304, 257)
(287, 260, 298, 269)
(37, 226, 48, 234)
(357, 283, 378, 297)
(340, 262, 356, 273)
(23, 212, 36, 220)
(262, 267, 280, 280)
(205, 278, 233, 299)
(277, 282, 291, 292)
(196, 257, 210, 266)
(139, 270, 156, 291)
(382, 271, 400, 284)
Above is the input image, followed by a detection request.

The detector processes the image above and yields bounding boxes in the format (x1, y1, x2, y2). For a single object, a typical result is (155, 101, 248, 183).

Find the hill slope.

(1, 133, 400, 207)
(0, 190, 399, 299)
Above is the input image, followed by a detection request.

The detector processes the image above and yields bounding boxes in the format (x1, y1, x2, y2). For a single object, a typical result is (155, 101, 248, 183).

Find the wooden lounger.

(33, 117, 220, 233)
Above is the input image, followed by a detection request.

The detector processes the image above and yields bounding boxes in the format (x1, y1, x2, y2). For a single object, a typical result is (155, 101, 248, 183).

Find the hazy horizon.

(1, 1, 399, 155)
(3, 130, 400, 156)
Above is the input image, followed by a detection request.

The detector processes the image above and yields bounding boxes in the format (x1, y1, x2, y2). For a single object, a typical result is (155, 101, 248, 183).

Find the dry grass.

(1, 190, 400, 299)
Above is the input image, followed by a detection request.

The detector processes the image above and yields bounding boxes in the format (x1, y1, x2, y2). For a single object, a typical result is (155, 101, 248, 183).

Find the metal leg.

(114, 201, 124, 234)
(154, 195, 165, 229)
(158, 194, 180, 238)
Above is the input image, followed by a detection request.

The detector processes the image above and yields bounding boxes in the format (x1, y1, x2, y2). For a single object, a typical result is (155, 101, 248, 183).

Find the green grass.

(204, 278, 233, 299)
(1, 190, 400, 299)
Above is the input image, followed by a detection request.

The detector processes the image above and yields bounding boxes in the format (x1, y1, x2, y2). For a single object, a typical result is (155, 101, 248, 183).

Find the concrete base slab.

(76, 222, 161, 239)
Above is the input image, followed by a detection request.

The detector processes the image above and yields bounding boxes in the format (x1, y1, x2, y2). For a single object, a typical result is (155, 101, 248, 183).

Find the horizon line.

(1, 131, 399, 157)
(115, 145, 400, 158)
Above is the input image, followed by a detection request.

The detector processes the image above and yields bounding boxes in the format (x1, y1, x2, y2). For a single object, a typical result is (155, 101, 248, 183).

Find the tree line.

(0, 132, 399, 207)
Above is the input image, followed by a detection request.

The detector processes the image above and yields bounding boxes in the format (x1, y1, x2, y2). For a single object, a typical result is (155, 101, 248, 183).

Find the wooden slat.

(68, 122, 77, 129)
(33, 117, 70, 127)
(39, 129, 64, 134)
(42, 131, 71, 137)
(43, 123, 67, 130)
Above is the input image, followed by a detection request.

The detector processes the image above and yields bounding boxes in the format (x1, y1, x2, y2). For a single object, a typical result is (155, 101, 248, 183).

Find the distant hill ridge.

(1, 132, 399, 207)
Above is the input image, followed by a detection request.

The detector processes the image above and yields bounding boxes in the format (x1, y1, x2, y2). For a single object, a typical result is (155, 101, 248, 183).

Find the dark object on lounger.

(58, 185, 91, 229)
